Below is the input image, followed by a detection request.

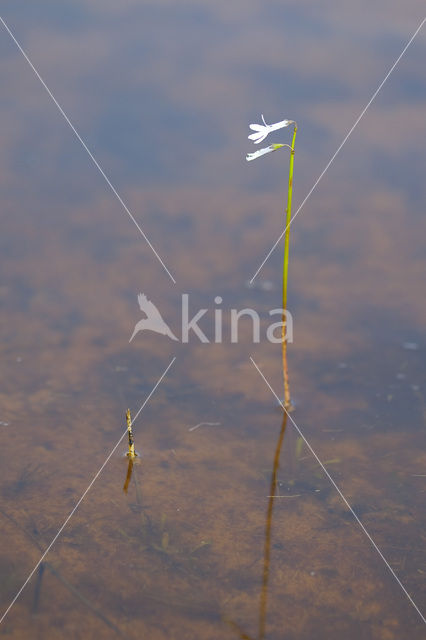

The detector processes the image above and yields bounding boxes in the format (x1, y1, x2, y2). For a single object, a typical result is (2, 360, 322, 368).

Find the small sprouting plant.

(246, 115, 298, 410)
(126, 408, 137, 458)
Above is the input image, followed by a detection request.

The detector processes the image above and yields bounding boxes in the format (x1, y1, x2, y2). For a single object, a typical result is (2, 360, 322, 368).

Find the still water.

(0, 1, 425, 638)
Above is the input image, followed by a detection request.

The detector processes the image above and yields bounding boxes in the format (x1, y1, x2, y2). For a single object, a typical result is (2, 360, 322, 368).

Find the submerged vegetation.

(125, 408, 137, 459)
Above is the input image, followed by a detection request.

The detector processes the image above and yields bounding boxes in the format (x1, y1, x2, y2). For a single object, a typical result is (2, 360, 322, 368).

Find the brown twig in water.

(32, 562, 45, 614)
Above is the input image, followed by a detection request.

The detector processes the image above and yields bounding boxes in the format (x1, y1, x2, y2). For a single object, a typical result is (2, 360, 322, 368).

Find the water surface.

(0, 2, 425, 638)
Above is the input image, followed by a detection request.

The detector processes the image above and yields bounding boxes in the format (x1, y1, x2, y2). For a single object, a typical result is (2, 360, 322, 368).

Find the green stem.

(283, 124, 297, 312)
(282, 124, 297, 409)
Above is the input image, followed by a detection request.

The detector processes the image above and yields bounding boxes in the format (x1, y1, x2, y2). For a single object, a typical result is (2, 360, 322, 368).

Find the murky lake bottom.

(1, 188, 425, 639)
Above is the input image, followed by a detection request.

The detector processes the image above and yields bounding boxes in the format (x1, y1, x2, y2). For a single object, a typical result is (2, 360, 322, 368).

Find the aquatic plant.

(246, 115, 297, 409)
(125, 408, 137, 458)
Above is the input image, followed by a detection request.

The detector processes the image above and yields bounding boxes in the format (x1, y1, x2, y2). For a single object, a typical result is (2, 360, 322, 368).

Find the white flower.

(248, 114, 293, 144)
(246, 143, 286, 162)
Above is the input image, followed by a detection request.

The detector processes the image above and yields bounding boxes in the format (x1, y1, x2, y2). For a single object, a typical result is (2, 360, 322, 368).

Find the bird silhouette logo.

(129, 293, 178, 342)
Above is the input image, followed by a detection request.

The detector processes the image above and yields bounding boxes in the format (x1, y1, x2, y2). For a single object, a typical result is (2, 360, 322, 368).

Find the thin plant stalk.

(258, 412, 288, 639)
(281, 124, 297, 410)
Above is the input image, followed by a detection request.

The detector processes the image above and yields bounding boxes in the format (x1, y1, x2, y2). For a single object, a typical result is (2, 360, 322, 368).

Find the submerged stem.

(259, 412, 288, 639)
(282, 124, 297, 409)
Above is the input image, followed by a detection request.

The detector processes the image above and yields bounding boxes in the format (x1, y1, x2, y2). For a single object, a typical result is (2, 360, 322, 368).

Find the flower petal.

(255, 132, 269, 144)
(269, 119, 292, 131)
(248, 131, 267, 143)
(246, 143, 285, 162)
(248, 115, 294, 145)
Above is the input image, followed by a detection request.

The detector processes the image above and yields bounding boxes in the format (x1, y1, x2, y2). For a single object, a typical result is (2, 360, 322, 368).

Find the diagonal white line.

(249, 356, 426, 625)
(0, 15, 176, 284)
(249, 17, 426, 283)
(0, 357, 176, 626)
